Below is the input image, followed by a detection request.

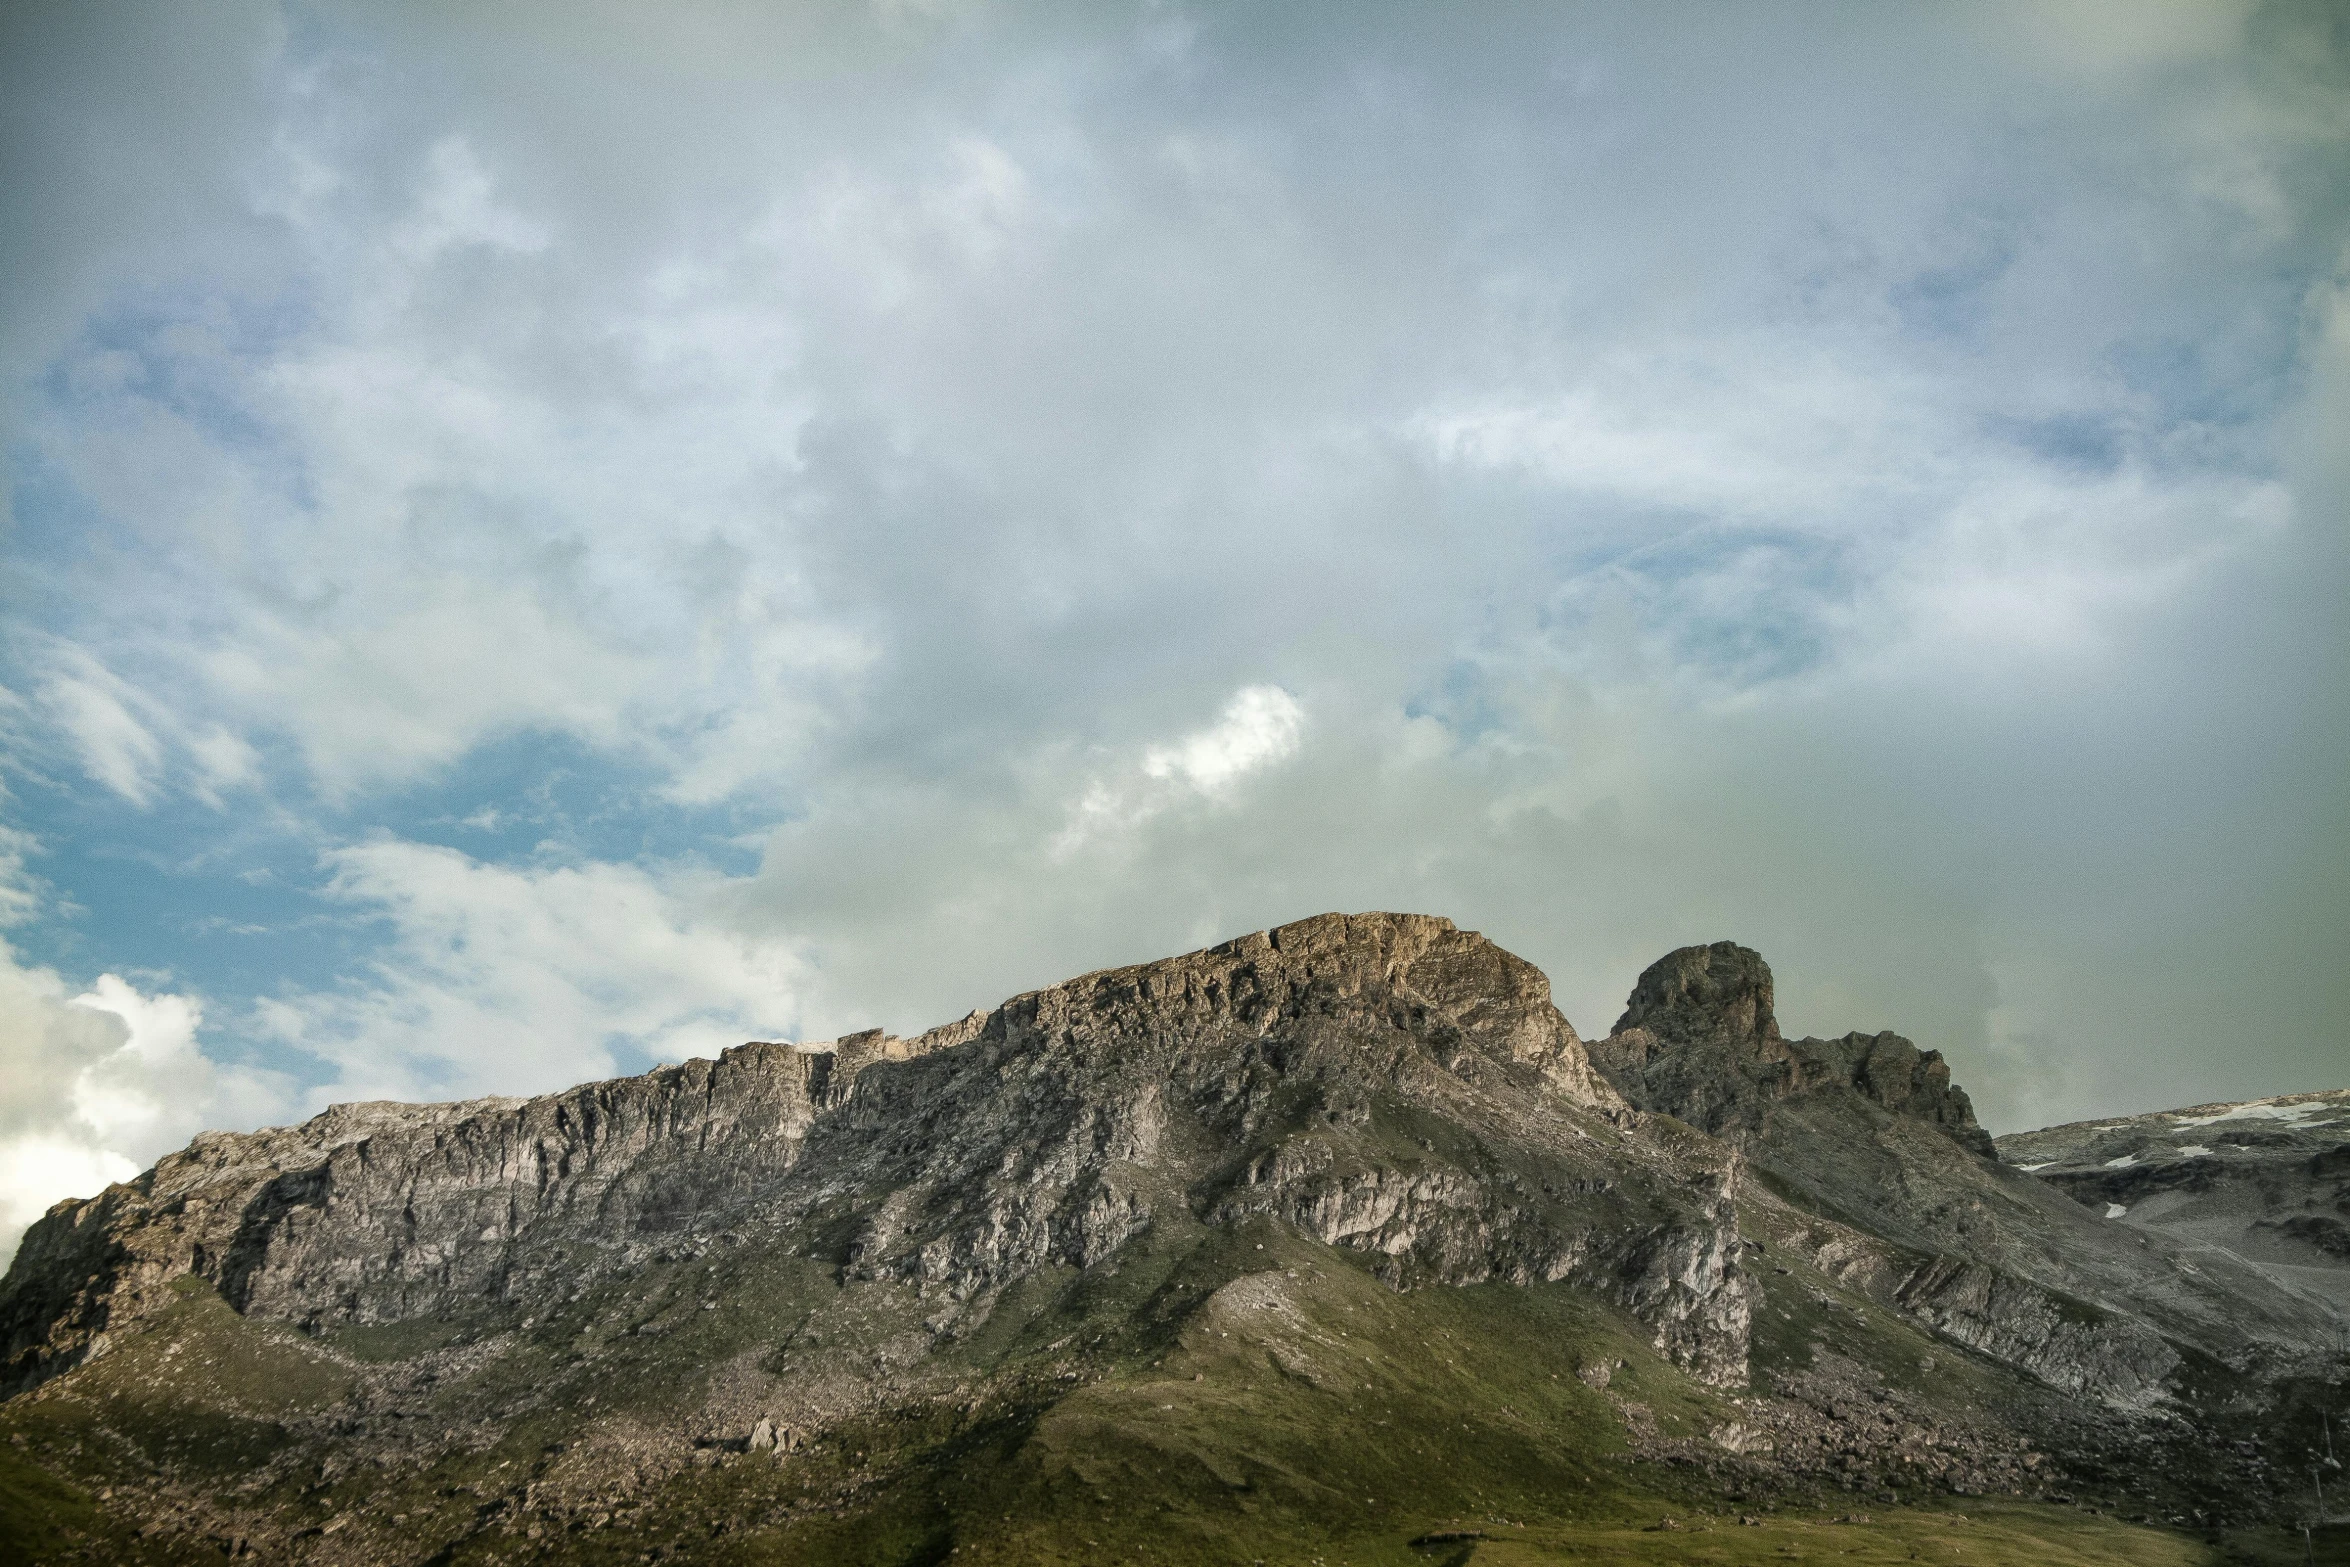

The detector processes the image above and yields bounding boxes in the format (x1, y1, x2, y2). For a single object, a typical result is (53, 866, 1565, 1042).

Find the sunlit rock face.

(2, 913, 1753, 1396)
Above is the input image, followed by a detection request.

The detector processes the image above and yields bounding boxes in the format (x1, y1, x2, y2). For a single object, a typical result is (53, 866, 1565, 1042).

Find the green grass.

(2, 1229, 2333, 1566)
(1385, 1504, 2250, 1566)
(0, 1441, 120, 1563)
(381, 1228, 2090, 1565)
(0, 1275, 353, 1494)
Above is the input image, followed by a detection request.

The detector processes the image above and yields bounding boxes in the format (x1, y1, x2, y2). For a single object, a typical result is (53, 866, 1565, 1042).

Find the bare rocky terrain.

(1998, 1089, 2350, 1323)
(1, 914, 2344, 1565)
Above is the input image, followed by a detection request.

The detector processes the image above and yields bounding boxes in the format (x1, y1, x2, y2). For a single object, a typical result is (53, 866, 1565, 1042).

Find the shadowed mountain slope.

(1584, 943, 2344, 1403)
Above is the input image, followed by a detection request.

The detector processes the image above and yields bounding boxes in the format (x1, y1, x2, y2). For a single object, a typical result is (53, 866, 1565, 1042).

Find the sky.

(2, 0, 2345, 1261)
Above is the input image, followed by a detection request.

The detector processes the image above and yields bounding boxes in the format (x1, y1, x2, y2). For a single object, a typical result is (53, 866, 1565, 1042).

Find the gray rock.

(1588, 943, 2345, 1404)
(1591, 941, 1993, 1156)
(1996, 1088, 2350, 1321)
(3, 913, 1755, 1394)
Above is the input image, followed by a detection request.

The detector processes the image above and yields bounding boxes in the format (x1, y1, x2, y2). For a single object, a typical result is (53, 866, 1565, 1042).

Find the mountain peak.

(1591, 940, 1992, 1158)
(981, 911, 1614, 1103)
(1610, 940, 1782, 1046)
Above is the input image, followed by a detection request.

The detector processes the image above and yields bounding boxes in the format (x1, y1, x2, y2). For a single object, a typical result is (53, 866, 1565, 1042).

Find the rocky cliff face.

(784, 912, 1756, 1384)
(2, 913, 1760, 1398)
(0, 1022, 959, 1398)
(1588, 941, 1994, 1157)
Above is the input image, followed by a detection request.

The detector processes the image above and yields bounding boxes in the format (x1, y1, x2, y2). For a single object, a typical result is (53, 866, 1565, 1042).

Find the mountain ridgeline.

(1, 914, 2344, 1567)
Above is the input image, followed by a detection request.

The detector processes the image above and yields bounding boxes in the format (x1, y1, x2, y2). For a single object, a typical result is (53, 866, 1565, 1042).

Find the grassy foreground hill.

(5, 1230, 2307, 1566)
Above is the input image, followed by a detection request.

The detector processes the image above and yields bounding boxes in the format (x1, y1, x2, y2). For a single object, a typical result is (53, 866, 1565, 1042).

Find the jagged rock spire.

(1611, 941, 1782, 1048)
(1592, 941, 1993, 1158)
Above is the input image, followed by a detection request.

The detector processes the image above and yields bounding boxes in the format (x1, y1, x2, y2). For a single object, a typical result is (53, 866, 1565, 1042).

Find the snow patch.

(2173, 1099, 2328, 1129)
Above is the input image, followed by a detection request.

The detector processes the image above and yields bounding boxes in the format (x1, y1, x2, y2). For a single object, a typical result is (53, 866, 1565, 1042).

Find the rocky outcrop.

(1890, 1257, 2180, 1407)
(0, 1023, 972, 1396)
(1585, 946, 2350, 1404)
(1589, 941, 1994, 1157)
(1612, 940, 1784, 1050)
(752, 912, 1751, 1383)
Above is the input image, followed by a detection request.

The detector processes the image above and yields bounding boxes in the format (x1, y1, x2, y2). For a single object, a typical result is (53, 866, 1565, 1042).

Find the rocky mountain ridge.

(2, 914, 1725, 1398)
(0, 1019, 960, 1398)
(1, 913, 2344, 1566)
(1588, 941, 2346, 1398)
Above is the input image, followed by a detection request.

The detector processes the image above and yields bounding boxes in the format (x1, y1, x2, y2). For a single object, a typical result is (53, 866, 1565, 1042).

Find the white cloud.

(1995, 0, 2258, 80)
(0, 825, 45, 931)
(25, 640, 262, 808)
(202, 576, 656, 800)
(36, 645, 167, 806)
(0, 841, 254, 1264)
(0, 1, 2342, 1147)
(1143, 685, 1306, 795)
(0, 939, 231, 1265)
(1414, 347, 1944, 526)
(1059, 685, 1304, 852)
(22, 6, 2328, 817)
(256, 841, 806, 1104)
(391, 136, 549, 266)
(814, 134, 1037, 286)
(68, 975, 211, 1145)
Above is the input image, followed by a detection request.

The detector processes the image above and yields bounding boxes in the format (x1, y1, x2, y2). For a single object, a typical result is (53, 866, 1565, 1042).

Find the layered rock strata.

(0, 1024, 964, 1395)
(3, 913, 1758, 1395)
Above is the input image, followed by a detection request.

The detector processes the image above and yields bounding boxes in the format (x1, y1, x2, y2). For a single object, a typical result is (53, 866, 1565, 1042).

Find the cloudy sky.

(2, 0, 2345, 1259)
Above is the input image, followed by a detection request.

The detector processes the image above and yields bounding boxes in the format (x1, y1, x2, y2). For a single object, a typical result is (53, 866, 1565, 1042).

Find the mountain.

(1, 913, 2344, 1566)
(1996, 1090, 2350, 1317)
(1591, 943, 2345, 1402)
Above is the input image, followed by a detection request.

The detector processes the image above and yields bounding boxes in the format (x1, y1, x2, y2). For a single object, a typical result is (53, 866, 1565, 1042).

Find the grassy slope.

(4, 1228, 2336, 1566)
(0, 1275, 352, 1564)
